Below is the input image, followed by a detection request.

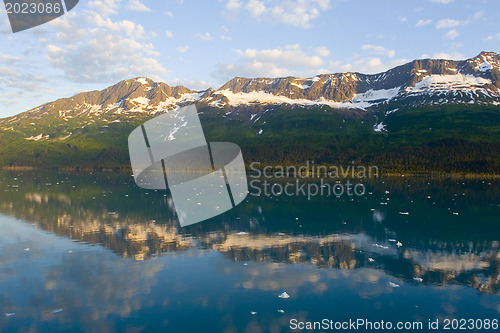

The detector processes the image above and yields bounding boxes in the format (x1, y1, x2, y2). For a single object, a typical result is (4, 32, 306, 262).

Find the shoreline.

(2, 165, 499, 178)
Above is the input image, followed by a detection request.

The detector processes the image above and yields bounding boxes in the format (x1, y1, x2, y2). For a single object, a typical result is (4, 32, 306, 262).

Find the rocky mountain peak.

(1, 52, 499, 129)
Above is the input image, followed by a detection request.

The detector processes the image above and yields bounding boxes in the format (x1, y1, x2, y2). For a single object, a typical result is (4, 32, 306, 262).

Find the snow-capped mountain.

(200, 51, 500, 109)
(0, 52, 499, 171)
(1, 51, 498, 133)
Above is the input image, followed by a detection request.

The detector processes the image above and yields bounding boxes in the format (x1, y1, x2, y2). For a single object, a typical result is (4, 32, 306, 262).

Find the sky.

(0, 0, 499, 117)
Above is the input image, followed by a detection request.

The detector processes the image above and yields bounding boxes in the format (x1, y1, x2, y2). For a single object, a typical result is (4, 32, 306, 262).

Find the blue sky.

(0, 0, 499, 117)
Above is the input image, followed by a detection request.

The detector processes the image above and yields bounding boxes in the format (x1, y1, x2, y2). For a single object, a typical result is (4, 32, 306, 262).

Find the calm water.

(0, 171, 499, 332)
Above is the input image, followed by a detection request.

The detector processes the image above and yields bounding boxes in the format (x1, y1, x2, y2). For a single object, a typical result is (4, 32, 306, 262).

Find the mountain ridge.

(1, 51, 499, 128)
(0, 51, 499, 172)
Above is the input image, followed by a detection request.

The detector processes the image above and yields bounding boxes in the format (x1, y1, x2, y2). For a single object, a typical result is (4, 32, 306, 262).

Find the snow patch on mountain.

(58, 133, 72, 140)
(373, 122, 386, 133)
(130, 97, 150, 105)
(136, 78, 150, 85)
(216, 90, 357, 109)
(291, 82, 312, 89)
(478, 61, 493, 72)
(351, 87, 400, 103)
(407, 74, 491, 94)
(385, 108, 399, 115)
(25, 133, 49, 141)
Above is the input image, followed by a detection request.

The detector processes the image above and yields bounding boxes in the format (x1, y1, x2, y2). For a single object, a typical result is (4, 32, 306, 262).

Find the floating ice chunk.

(24, 248, 30, 252)
(52, 309, 63, 314)
(279, 292, 290, 299)
(250, 311, 257, 315)
(452, 212, 459, 215)
(389, 282, 400, 288)
(413, 277, 423, 282)
(373, 243, 388, 249)
(399, 212, 409, 215)
(5, 313, 16, 317)
(368, 258, 375, 262)
(388, 239, 396, 242)
(236, 232, 248, 235)
(396, 241, 403, 248)
(278, 309, 285, 313)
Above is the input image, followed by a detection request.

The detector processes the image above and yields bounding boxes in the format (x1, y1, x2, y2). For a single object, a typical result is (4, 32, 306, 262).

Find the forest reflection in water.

(1, 171, 498, 295)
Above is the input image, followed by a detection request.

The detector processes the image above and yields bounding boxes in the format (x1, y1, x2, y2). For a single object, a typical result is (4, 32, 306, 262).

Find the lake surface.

(0, 171, 499, 332)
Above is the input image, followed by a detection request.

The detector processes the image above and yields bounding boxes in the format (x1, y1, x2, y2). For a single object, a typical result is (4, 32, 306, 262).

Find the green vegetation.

(0, 103, 499, 173)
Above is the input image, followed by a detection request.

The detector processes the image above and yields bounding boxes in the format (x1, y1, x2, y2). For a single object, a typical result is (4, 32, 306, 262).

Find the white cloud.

(436, 19, 461, 29)
(432, 52, 465, 60)
(0, 52, 21, 63)
(164, 11, 173, 17)
(431, 0, 454, 3)
(450, 42, 463, 48)
(88, 0, 121, 17)
(126, 0, 151, 12)
(349, 58, 407, 74)
(416, 19, 432, 27)
(473, 11, 484, 20)
(215, 44, 326, 79)
(224, 0, 332, 28)
(246, 0, 266, 17)
(226, 0, 243, 11)
(399, 16, 407, 22)
(361, 44, 395, 58)
(221, 25, 231, 41)
(42, 1, 166, 83)
(167, 78, 214, 91)
(328, 60, 352, 73)
(485, 33, 500, 41)
(195, 32, 212, 41)
(165, 30, 173, 38)
(0, 66, 48, 108)
(314, 46, 330, 57)
(87, 15, 147, 38)
(176, 45, 190, 53)
(215, 44, 408, 79)
(444, 29, 459, 40)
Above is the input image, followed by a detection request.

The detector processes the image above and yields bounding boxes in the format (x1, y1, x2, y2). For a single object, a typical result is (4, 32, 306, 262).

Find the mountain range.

(1, 51, 499, 172)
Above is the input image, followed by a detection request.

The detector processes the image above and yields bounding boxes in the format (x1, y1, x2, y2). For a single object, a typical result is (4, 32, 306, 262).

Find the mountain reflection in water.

(1, 171, 498, 296)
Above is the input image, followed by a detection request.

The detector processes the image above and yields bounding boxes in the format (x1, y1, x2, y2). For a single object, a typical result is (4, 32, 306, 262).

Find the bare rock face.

(1, 51, 499, 134)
